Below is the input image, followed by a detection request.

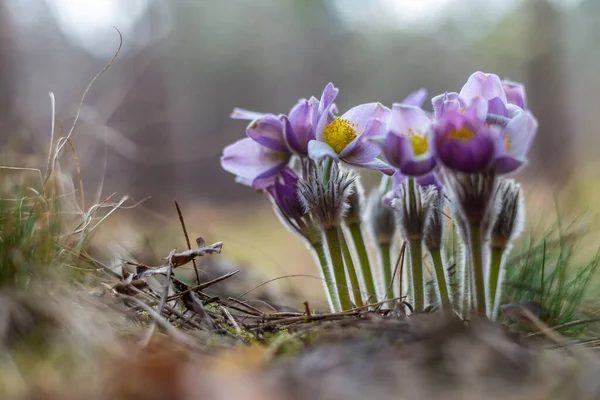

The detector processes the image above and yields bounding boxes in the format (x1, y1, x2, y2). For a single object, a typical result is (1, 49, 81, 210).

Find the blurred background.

(1, 0, 600, 307)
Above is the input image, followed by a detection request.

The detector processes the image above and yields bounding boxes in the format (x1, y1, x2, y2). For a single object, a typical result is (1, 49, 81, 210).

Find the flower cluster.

(221, 72, 537, 318)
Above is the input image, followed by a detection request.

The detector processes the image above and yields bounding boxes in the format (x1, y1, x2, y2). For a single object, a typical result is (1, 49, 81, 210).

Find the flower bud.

(297, 161, 355, 231)
(390, 179, 435, 241)
(367, 189, 396, 245)
(424, 189, 445, 252)
(491, 179, 523, 250)
(344, 177, 365, 226)
(267, 169, 319, 245)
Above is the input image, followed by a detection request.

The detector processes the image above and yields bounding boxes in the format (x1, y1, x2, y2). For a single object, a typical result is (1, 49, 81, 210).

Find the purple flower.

(221, 114, 290, 190)
(281, 83, 340, 156)
(222, 83, 340, 189)
(374, 103, 437, 177)
(307, 96, 395, 175)
(266, 168, 305, 221)
(433, 99, 498, 174)
(431, 72, 538, 175)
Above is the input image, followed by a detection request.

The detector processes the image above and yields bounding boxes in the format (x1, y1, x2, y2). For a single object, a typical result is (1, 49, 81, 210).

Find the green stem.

(324, 227, 353, 310)
(379, 242, 392, 300)
(312, 241, 340, 312)
(348, 223, 377, 301)
(468, 224, 487, 317)
(430, 248, 451, 308)
(409, 238, 424, 312)
(489, 246, 505, 317)
(340, 229, 363, 306)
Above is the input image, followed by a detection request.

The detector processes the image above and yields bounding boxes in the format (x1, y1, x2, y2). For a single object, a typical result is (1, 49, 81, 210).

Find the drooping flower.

(221, 114, 290, 190)
(431, 72, 538, 175)
(266, 168, 320, 245)
(307, 100, 394, 175)
(222, 83, 341, 189)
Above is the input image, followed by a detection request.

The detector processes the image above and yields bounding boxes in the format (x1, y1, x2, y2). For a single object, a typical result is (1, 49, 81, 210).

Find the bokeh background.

(1, 0, 600, 307)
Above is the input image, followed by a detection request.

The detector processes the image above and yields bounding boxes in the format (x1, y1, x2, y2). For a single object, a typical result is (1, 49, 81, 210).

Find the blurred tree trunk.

(526, 0, 572, 185)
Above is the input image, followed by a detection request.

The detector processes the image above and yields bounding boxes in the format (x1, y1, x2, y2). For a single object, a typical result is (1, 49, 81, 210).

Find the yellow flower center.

(449, 127, 475, 141)
(323, 117, 358, 154)
(408, 129, 428, 156)
(504, 134, 511, 150)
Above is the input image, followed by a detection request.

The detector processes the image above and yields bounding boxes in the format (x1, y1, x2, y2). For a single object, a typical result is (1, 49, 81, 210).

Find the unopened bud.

(298, 161, 355, 231)
(424, 189, 445, 251)
(367, 188, 396, 245)
(491, 179, 523, 249)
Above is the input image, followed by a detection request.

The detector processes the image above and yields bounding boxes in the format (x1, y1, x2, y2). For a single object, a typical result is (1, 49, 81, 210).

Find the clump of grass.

(502, 215, 600, 336)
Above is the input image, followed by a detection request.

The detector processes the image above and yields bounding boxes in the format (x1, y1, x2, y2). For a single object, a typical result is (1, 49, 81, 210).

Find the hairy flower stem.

(430, 248, 451, 308)
(379, 242, 393, 300)
(311, 241, 341, 312)
(468, 224, 487, 317)
(406, 177, 424, 312)
(348, 223, 377, 302)
(340, 229, 363, 306)
(324, 227, 353, 310)
(409, 238, 424, 312)
(488, 246, 505, 317)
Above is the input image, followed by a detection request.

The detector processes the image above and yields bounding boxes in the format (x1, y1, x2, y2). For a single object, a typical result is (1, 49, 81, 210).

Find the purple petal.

(361, 118, 387, 140)
(389, 104, 431, 136)
(401, 88, 428, 107)
(315, 107, 335, 141)
(487, 97, 508, 117)
(495, 157, 526, 175)
(436, 134, 495, 173)
(382, 133, 413, 170)
(247, 115, 287, 152)
(400, 157, 437, 177)
(309, 96, 320, 131)
(341, 102, 391, 133)
(282, 116, 303, 155)
(252, 164, 289, 190)
(308, 140, 339, 162)
(231, 108, 265, 120)
(392, 170, 405, 188)
(465, 97, 489, 122)
(460, 72, 507, 103)
(381, 132, 436, 176)
(344, 157, 395, 175)
(502, 80, 527, 109)
(501, 110, 538, 159)
(432, 92, 464, 117)
(284, 100, 314, 155)
(339, 118, 387, 159)
(416, 172, 442, 190)
(318, 83, 339, 117)
(433, 112, 496, 173)
(340, 137, 381, 163)
(221, 138, 289, 188)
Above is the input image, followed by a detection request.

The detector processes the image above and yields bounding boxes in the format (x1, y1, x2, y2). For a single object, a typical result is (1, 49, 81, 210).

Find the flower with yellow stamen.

(372, 103, 437, 177)
(308, 101, 395, 175)
(323, 118, 359, 154)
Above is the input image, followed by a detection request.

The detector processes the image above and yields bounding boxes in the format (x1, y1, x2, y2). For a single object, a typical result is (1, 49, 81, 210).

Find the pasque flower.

(360, 89, 435, 177)
(266, 168, 320, 244)
(432, 71, 538, 175)
(307, 97, 394, 174)
(221, 83, 340, 189)
(370, 102, 437, 177)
